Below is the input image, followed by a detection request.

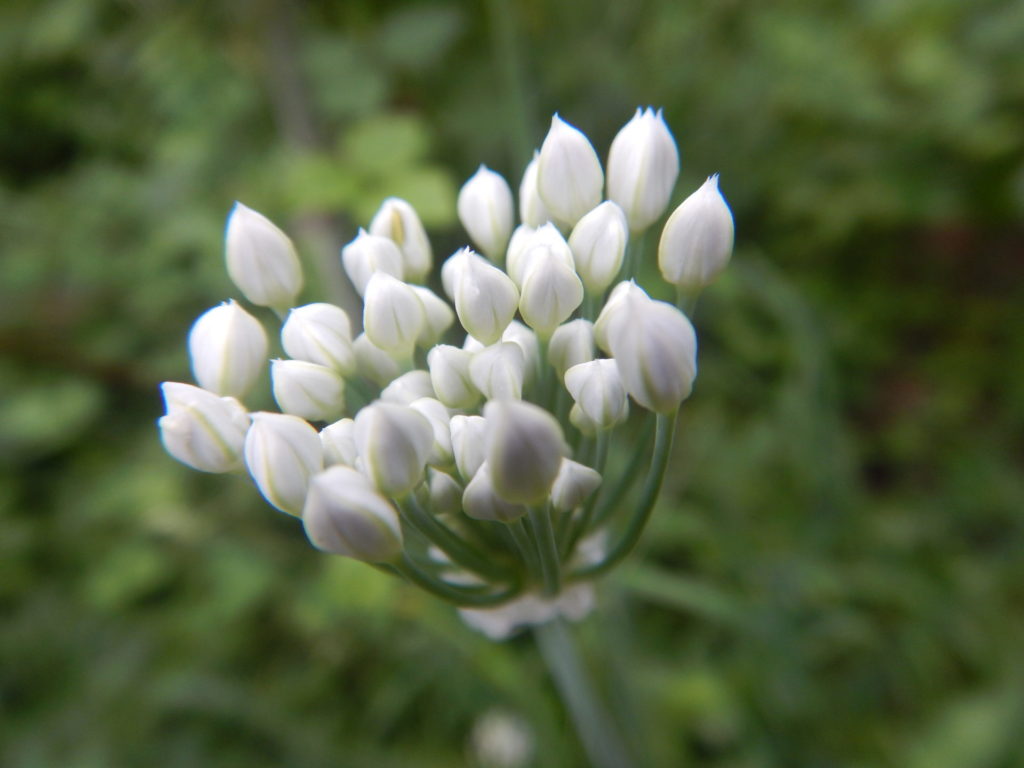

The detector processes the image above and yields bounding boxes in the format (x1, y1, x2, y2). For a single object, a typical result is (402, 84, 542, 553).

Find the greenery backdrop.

(2, 0, 1023, 766)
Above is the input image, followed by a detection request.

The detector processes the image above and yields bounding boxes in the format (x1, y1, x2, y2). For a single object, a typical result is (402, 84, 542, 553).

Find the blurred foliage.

(2, 0, 1023, 766)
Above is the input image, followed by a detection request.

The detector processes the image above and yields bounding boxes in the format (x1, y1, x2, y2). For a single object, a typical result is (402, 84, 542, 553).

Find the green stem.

(529, 505, 561, 596)
(620, 230, 648, 283)
(571, 412, 676, 580)
(400, 496, 513, 583)
(508, 518, 542, 586)
(534, 619, 636, 768)
(591, 415, 656, 526)
(393, 555, 519, 607)
(562, 429, 610, 558)
(675, 287, 700, 317)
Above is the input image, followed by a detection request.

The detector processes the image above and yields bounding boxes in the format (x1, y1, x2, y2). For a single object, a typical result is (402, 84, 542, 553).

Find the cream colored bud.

(158, 382, 250, 473)
(188, 300, 268, 398)
(658, 175, 735, 291)
(427, 345, 480, 409)
(458, 165, 515, 262)
(303, 466, 404, 562)
(341, 228, 404, 297)
(501, 321, 540, 386)
(453, 252, 519, 345)
(244, 412, 323, 515)
(550, 458, 602, 512)
(548, 319, 595, 380)
(427, 468, 463, 515)
(506, 223, 574, 288)
(564, 358, 629, 429)
(470, 342, 526, 401)
(352, 332, 401, 386)
(569, 201, 629, 295)
(410, 285, 455, 348)
(519, 257, 584, 338)
(537, 115, 604, 228)
(409, 397, 454, 467)
(281, 302, 355, 375)
(363, 272, 425, 356)
(381, 370, 436, 405)
(368, 197, 432, 283)
(518, 151, 551, 227)
(450, 414, 488, 481)
(607, 293, 697, 413)
(607, 108, 680, 232)
(271, 359, 346, 422)
(354, 402, 433, 497)
(462, 463, 528, 523)
(225, 203, 303, 310)
(484, 400, 567, 505)
(320, 417, 358, 467)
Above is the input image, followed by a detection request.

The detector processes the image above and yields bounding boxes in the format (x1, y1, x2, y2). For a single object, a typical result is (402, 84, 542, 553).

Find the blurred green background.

(2, 0, 1023, 766)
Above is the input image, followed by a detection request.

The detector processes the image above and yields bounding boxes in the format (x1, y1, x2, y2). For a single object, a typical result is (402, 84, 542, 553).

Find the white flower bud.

(426, 345, 480, 409)
(281, 302, 355, 375)
(320, 417, 358, 466)
(244, 412, 323, 515)
(463, 334, 486, 353)
(381, 370, 436, 405)
(410, 285, 455, 348)
(225, 203, 303, 310)
(564, 359, 629, 429)
(453, 252, 519, 345)
(354, 402, 433, 497)
(450, 414, 488, 481)
(363, 272, 425, 356)
(569, 403, 599, 436)
(547, 319, 595, 380)
(352, 332, 401, 386)
(593, 280, 647, 353)
(427, 468, 463, 515)
(568, 201, 629, 295)
(463, 463, 528, 523)
(188, 300, 268, 398)
(550, 458, 602, 512)
(458, 165, 515, 262)
(409, 397, 454, 467)
(606, 108, 680, 232)
(441, 246, 484, 301)
(484, 400, 567, 505)
(518, 151, 550, 227)
(271, 359, 345, 422)
(158, 382, 250, 473)
(607, 292, 697, 413)
(501, 321, 540, 386)
(519, 258, 584, 338)
(341, 229, 404, 297)
(368, 197, 432, 283)
(658, 175, 735, 291)
(506, 223, 574, 288)
(470, 342, 526, 401)
(536, 115, 604, 228)
(303, 466, 404, 562)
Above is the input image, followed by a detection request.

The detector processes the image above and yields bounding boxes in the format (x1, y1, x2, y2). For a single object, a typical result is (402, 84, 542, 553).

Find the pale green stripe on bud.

(537, 114, 604, 228)
(188, 300, 268, 399)
(368, 197, 432, 284)
(458, 165, 515, 263)
(658, 174, 734, 291)
(225, 203, 303, 311)
(244, 412, 323, 516)
(607, 107, 680, 233)
(271, 359, 346, 422)
(159, 382, 250, 473)
(281, 302, 356, 376)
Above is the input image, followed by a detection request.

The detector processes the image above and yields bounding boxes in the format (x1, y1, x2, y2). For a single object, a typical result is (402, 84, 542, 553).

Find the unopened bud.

(594, 280, 647, 353)
(569, 201, 628, 295)
(409, 397, 454, 467)
(188, 300, 267, 398)
(363, 272, 425, 356)
(658, 175, 734, 291)
(158, 382, 250, 473)
(501, 321, 540, 386)
(537, 115, 604, 228)
(427, 345, 480, 409)
(453, 251, 519, 345)
(369, 197, 432, 283)
(470, 342, 526, 401)
(225, 203, 303, 310)
(463, 463, 528, 523)
(518, 151, 550, 228)
(244, 412, 323, 515)
(550, 458, 602, 511)
(410, 285, 455, 348)
(450, 414, 488, 481)
(271, 359, 346, 422)
(320, 417, 358, 466)
(341, 229, 404, 297)
(564, 359, 629, 429)
(506, 223, 574, 288)
(607, 108, 679, 232)
(518, 257, 584, 338)
(381, 370, 436, 405)
(281, 302, 355, 376)
(427, 468, 463, 515)
(458, 165, 515, 262)
(548, 319, 595, 380)
(354, 402, 433, 497)
(303, 466, 404, 562)
(484, 400, 567, 505)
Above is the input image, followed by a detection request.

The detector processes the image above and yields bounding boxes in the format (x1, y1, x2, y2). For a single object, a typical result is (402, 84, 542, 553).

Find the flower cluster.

(158, 109, 733, 638)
